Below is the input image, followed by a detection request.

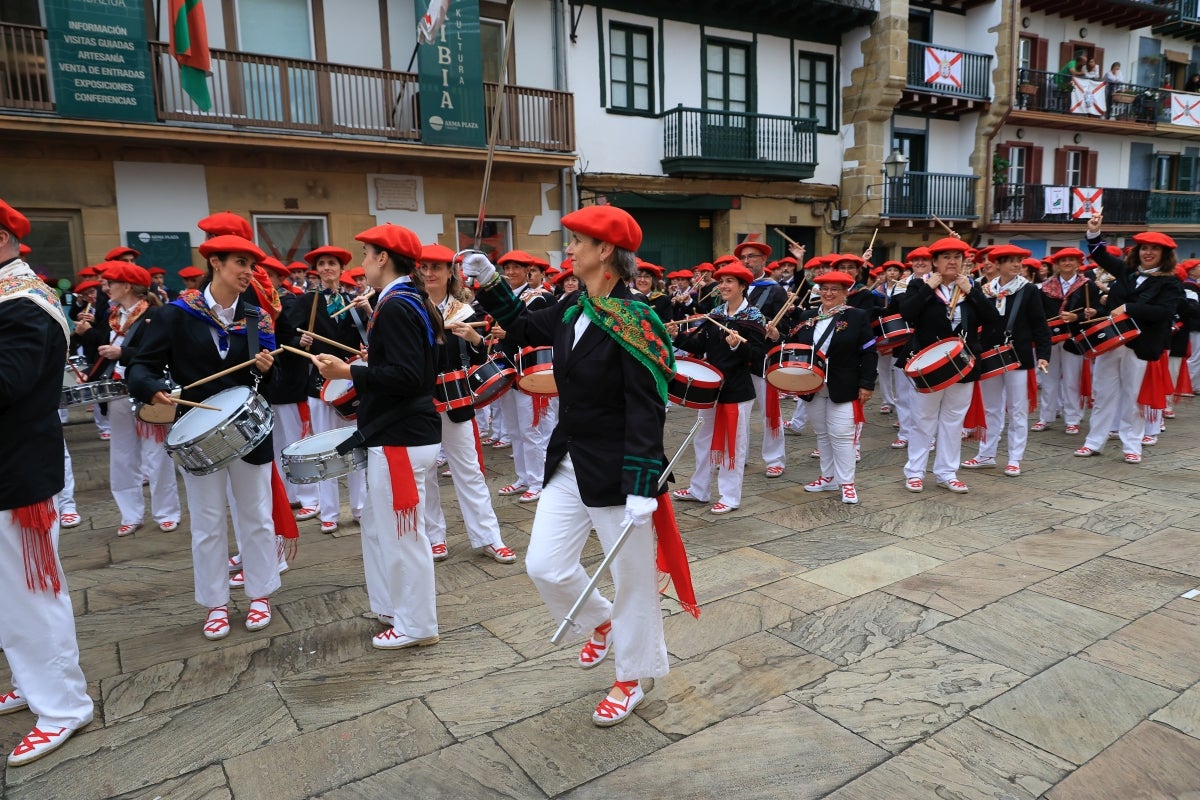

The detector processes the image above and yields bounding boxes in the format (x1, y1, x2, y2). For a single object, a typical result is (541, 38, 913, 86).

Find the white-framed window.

(1008, 146, 1027, 185)
(253, 214, 329, 262)
(1017, 36, 1033, 72)
(1066, 150, 1084, 186)
(455, 217, 513, 263)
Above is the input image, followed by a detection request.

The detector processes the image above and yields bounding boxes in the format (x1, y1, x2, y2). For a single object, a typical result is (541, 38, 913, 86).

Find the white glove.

(623, 494, 659, 528)
(461, 253, 497, 285)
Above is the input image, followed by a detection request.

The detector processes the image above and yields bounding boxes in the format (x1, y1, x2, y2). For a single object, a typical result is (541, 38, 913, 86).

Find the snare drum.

(1047, 315, 1071, 344)
(164, 386, 274, 475)
(1072, 312, 1140, 357)
(517, 346, 557, 395)
(667, 357, 725, 409)
(904, 339, 975, 393)
(60, 379, 128, 408)
(135, 386, 182, 424)
(466, 352, 516, 408)
(977, 343, 1020, 380)
(281, 428, 367, 484)
(872, 315, 914, 354)
(433, 369, 472, 413)
(321, 377, 359, 420)
(764, 344, 827, 394)
(63, 355, 88, 388)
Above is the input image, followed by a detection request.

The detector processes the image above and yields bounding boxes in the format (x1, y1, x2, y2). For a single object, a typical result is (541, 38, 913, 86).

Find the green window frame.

(610, 23, 654, 113)
(797, 52, 835, 133)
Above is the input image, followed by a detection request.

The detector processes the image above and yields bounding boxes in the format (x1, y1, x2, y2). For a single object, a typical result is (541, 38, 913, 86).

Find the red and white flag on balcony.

(1070, 78, 1105, 117)
(417, 0, 452, 45)
(169, 0, 212, 111)
(1072, 187, 1103, 218)
(1170, 92, 1200, 127)
(924, 47, 962, 89)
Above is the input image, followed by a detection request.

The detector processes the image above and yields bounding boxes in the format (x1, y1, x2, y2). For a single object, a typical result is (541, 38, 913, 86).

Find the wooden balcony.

(1154, 0, 1200, 42)
(584, 0, 875, 43)
(898, 41, 992, 119)
(1021, 0, 1171, 30)
(1010, 68, 1163, 133)
(883, 173, 980, 220)
(0, 23, 574, 155)
(660, 106, 818, 181)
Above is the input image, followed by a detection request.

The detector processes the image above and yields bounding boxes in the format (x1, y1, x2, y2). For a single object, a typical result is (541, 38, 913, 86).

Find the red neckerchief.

(108, 299, 148, 338)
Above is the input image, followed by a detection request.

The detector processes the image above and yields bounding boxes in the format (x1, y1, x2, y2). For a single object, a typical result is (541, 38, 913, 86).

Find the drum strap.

(348, 306, 369, 344)
(1003, 289, 1026, 341)
(245, 306, 260, 361)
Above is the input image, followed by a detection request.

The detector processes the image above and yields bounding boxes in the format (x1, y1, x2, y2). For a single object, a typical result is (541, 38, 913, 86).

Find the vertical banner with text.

(414, 0, 487, 147)
(43, 0, 156, 123)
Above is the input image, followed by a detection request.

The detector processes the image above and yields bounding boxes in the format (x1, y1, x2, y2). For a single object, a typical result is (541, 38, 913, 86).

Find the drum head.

(166, 386, 252, 446)
(674, 357, 722, 383)
(909, 341, 959, 371)
(323, 378, 354, 402)
(283, 428, 355, 457)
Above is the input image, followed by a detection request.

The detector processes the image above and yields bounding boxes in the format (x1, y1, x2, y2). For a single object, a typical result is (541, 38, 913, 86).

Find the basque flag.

(169, 0, 212, 111)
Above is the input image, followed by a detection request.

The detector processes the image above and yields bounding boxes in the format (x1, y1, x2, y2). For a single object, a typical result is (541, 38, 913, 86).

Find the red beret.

(989, 244, 1033, 260)
(147, 266, 167, 275)
(105, 246, 140, 261)
(79, 266, 98, 277)
(288, 261, 308, 272)
(667, 270, 694, 280)
(1047, 248, 1086, 262)
(636, 260, 663, 278)
(694, 262, 715, 272)
(198, 211, 253, 239)
(104, 262, 152, 287)
(815, 271, 854, 287)
(354, 224, 422, 261)
(347, 266, 366, 278)
(339, 271, 358, 288)
(907, 246, 933, 260)
(178, 266, 206, 279)
(777, 256, 798, 266)
(1132, 231, 1177, 249)
(929, 237, 972, 255)
(304, 245, 353, 267)
(259, 256, 291, 277)
(880, 260, 905, 271)
(530, 257, 550, 270)
(497, 250, 536, 266)
(1175, 265, 1189, 281)
(0, 199, 30, 239)
(551, 268, 575, 286)
(713, 254, 739, 267)
(734, 240, 772, 259)
(803, 256, 826, 270)
(829, 253, 865, 266)
(74, 280, 101, 293)
(420, 243, 457, 263)
(199, 235, 266, 262)
(713, 263, 754, 284)
(869, 266, 884, 278)
(1022, 258, 1043, 270)
(18, 244, 31, 257)
(562, 205, 642, 251)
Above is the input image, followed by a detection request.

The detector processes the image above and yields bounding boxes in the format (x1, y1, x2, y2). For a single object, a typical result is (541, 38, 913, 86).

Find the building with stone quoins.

(5, 0, 1200, 290)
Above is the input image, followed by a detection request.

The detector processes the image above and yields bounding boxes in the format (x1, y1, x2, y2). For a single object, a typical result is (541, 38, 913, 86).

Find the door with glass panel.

(702, 39, 753, 161)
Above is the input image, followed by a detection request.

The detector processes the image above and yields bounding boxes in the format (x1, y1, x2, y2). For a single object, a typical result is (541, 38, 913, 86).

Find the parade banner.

(924, 47, 963, 89)
(1071, 187, 1103, 218)
(1169, 92, 1200, 127)
(43, 0, 156, 123)
(1070, 78, 1106, 117)
(415, 0, 487, 147)
(1044, 186, 1068, 216)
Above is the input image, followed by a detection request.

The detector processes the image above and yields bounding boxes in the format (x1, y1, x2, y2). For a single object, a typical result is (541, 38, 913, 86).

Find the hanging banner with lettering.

(1069, 78, 1106, 117)
(1169, 92, 1200, 127)
(924, 47, 963, 89)
(414, 0, 487, 147)
(43, 0, 156, 123)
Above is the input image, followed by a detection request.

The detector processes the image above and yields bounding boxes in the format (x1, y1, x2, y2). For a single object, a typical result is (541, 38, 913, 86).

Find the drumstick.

(465, 320, 490, 328)
(305, 292, 319, 350)
(299, 329, 362, 356)
(173, 398, 222, 411)
(930, 213, 956, 236)
(181, 348, 284, 391)
(704, 314, 747, 343)
(280, 344, 319, 359)
(772, 227, 801, 248)
(328, 287, 375, 318)
(866, 227, 879, 252)
(947, 284, 963, 316)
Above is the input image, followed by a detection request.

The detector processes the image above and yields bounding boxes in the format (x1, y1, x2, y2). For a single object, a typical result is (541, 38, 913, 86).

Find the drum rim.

(908, 340, 963, 371)
(166, 386, 260, 447)
(282, 427, 357, 456)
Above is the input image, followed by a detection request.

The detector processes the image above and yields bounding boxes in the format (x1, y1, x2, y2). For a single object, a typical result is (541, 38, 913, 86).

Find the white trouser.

(524, 455, 669, 682)
(1039, 344, 1085, 426)
(905, 380, 972, 482)
(0, 514, 93, 729)
(56, 440, 76, 516)
(474, 402, 493, 435)
(489, 399, 507, 441)
(894, 368, 918, 443)
(686, 400, 752, 507)
(1188, 332, 1200, 388)
(500, 390, 549, 491)
(788, 396, 807, 429)
(362, 444, 439, 638)
(180, 459, 281, 608)
(976, 369, 1031, 464)
(1083, 346, 1148, 455)
(272, 402, 318, 508)
(876, 352, 898, 407)
(310, 399, 365, 523)
(1167, 356, 1182, 413)
(92, 404, 109, 435)
(807, 388, 857, 486)
(752, 375, 786, 468)
(424, 414, 503, 548)
(108, 400, 181, 526)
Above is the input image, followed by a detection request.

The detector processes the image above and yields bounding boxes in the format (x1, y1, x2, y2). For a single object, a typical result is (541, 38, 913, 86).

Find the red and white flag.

(1070, 78, 1106, 117)
(1170, 92, 1200, 127)
(1072, 187, 1103, 218)
(417, 0, 451, 45)
(924, 47, 962, 89)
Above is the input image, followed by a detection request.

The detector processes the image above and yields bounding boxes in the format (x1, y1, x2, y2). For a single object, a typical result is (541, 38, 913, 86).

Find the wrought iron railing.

(992, 184, 1150, 225)
(1013, 67, 1163, 123)
(1148, 190, 1200, 224)
(906, 41, 992, 100)
(883, 172, 979, 219)
(660, 106, 818, 177)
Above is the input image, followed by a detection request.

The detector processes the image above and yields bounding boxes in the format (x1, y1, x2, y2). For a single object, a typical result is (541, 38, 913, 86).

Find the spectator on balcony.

(1084, 58, 1100, 80)
(1186, 74, 1200, 94)
(1103, 63, 1122, 118)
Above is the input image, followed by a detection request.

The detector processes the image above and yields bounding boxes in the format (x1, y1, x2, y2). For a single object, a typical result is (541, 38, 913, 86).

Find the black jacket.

(747, 281, 788, 375)
(897, 277, 1001, 382)
(300, 288, 368, 398)
(260, 289, 310, 405)
(786, 306, 878, 403)
(672, 302, 766, 404)
(436, 302, 489, 424)
(979, 281, 1052, 370)
(1086, 238, 1184, 361)
(476, 280, 667, 506)
(1039, 275, 1102, 357)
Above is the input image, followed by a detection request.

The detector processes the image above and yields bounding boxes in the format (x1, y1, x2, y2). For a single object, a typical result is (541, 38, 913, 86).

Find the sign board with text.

(415, 0, 487, 147)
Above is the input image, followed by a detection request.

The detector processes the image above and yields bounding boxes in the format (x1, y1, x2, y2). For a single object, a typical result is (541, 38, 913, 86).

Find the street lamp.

(883, 150, 909, 180)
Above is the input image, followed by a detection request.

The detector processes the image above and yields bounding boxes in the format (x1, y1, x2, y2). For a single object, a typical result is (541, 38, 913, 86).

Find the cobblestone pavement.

(5, 397, 1200, 799)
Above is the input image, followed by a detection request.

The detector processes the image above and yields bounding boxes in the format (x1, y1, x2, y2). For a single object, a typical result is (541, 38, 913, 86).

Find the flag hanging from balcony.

(169, 0, 212, 111)
(924, 47, 962, 89)
(1072, 188, 1103, 218)
(417, 0, 452, 45)
(1069, 78, 1105, 117)
(1169, 93, 1200, 127)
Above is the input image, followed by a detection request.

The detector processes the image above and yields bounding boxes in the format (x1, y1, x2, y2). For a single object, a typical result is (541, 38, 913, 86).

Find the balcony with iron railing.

(883, 172, 980, 220)
(897, 41, 991, 117)
(660, 106, 818, 180)
(1148, 190, 1200, 225)
(992, 184, 1150, 225)
(1152, 0, 1200, 40)
(1013, 68, 1164, 126)
(0, 23, 574, 153)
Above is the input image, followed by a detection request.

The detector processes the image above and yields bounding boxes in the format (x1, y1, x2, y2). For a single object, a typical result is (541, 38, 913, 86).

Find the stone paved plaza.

(5, 397, 1200, 800)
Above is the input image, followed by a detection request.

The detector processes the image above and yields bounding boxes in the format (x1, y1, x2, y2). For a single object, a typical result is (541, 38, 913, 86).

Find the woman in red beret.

(670, 262, 767, 513)
(633, 261, 670, 321)
(1034, 248, 1100, 435)
(782, 271, 877, 504)
(313, 223, 443, 650)
(1077, 216, 1184, 463)
(127, 235, 281, 641)
(296, 244, 368, 531)
(462, 204, 695, 727)
(94, 263, 182, 537)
